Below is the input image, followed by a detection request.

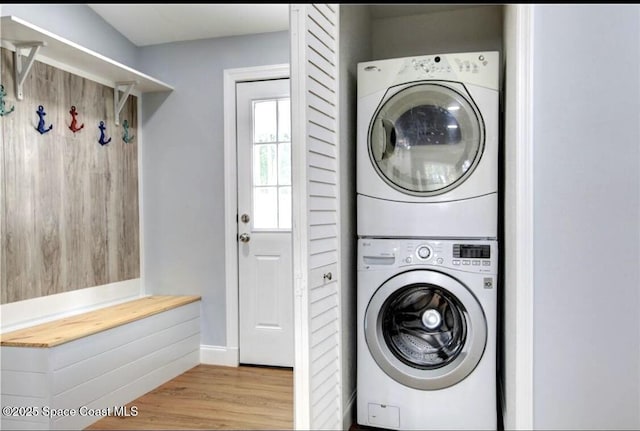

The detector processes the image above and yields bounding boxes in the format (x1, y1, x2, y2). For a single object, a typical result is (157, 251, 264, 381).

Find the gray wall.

(138, 32, 290, 346)
(1, 3, 290, 348)
(532, 4, 640, 429)
(371, 6, 503, 60)
(339, 5, 371, 427)
(1, 4, 138, 67)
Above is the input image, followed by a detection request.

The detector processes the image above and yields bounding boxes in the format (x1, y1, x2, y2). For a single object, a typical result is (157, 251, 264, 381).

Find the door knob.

(239, 233, 250, 243)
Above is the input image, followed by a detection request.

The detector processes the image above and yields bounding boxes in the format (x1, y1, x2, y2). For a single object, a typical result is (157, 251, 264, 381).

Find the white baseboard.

(0, 279, 142, 332)
(343, 390, 357, 430)
(200, 345, 239, 367)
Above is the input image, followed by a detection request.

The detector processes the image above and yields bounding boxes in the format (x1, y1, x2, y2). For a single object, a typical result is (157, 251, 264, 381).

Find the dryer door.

(368, 82, 484, 196)
(365, 269, 487, 390)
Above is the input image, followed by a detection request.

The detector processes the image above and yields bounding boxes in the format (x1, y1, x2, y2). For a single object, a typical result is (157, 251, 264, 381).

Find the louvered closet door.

(290, 4, 342, 430)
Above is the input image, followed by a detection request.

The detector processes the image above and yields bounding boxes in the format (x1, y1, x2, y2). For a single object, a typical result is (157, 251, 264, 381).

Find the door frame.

(222, 64, 290, 367)
(503, 4, 534, 429)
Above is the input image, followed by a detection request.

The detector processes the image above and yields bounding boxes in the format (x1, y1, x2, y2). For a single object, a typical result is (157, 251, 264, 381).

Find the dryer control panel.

(358, 51, 499, 98)
(358, 238, 497, 275)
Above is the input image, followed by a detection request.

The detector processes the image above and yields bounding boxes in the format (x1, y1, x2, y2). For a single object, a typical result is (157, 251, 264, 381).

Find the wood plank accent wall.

(0, 47, 140, 304)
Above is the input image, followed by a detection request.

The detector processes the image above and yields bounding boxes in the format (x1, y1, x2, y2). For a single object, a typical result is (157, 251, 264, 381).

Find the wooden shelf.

(0, 295, 201, 347)
(0, 15, 173, 93)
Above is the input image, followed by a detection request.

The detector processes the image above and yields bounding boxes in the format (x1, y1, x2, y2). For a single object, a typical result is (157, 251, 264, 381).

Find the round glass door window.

(368, 83, 484, 196)
(365, 270, 487, 390)
(382, 284, 467, 370)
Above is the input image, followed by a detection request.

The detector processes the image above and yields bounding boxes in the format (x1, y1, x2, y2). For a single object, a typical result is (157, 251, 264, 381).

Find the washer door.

(368, 82, 484, 196)
(365, 270, 487, 390)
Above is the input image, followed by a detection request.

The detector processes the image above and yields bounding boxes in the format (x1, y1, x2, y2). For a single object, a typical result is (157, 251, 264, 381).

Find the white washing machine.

(357, 52, 500, 238)
(357, 238, 497, 430)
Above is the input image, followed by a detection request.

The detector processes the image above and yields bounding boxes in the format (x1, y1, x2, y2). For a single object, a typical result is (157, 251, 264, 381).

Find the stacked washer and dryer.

(356, 52, 500, 430)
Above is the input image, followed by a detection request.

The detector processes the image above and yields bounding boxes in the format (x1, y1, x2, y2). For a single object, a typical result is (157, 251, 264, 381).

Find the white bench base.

(1, 301, 200, 430)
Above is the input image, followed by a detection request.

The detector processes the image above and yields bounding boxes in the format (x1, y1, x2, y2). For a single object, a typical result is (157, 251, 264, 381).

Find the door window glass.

(252, 98, 291, 230)
(369, 83, 483, 195)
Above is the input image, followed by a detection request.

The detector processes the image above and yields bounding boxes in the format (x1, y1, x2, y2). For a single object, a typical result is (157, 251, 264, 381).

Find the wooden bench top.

(0, 295, 201, 348)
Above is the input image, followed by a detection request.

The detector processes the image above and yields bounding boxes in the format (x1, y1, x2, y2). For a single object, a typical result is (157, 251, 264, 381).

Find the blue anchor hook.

(122, 119, 135, 143)
(0, 85, 15, 117)
(35, 105, 53, 134)
(98, 121, 112, 146)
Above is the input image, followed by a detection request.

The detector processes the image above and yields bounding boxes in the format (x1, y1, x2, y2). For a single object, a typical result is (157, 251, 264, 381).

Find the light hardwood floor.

(85, 364, 293, 430)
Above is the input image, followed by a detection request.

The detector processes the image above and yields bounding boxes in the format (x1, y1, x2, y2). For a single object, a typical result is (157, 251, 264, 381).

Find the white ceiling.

(88, 4, 290, 47)
(88, 4, 479, 47)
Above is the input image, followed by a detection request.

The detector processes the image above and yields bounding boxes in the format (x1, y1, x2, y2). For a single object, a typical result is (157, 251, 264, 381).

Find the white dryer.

(357, 52, 500, 238)
(357, 238, 497, 430)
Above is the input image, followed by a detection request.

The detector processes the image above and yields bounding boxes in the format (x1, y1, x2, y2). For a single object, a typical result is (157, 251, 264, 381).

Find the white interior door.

(237, 79, 293, 367)
(290, 4, 343, 429)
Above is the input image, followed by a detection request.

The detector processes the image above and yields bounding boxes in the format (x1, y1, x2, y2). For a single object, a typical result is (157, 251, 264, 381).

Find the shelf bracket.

(14, 42, 45, 101)
(114, 81, 137, 126)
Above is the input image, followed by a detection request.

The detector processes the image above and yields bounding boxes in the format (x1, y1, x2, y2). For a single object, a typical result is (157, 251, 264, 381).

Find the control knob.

(417, 246, 431, 260)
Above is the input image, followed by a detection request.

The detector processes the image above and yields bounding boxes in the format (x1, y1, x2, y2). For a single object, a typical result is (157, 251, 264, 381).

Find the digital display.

(453, 244, 490, 259)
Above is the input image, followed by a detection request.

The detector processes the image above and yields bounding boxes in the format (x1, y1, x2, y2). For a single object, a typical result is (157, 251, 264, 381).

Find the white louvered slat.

(309, 210, 337, 226)
(311, 292, 339, 319)
(312, 375, 338, 407)
(316, 406, 341, 431)
(312, 349, 339, 380)
(311, 325, 336, 357)
(291, 4, 341, 430)
(311, 318, 337, 346)
(313, 387, 339, 421)
(307, 62, 335, 90)
(311, 350, 338, 382)
(310, 224, 338, 241)
(308, 107, 336, 132)
(310, 302, 338, 333)
(308, 166, 336, 185)
(308, 46, 336, 79)
(309, 122, 337, 146)
(312, 338, 338, 369)
(306, 32, 336, 69)
(309, 150, 336, 172)
(318, 3, 336, 15)
(308, 93, 336, 123)
(309, 237, 338, 256)
(313, 376, 339, 412)
(306, 15, 331, 43)
(309, 250, 338, 270)
(309, 4, 336, 37)
(310, 180, 337, 198)
(309, 196, 338, 211)
(309, 244, 336, 266)
(310, 284, 337, 303)
(309, 136, 337, 158)
(307, 75, 336, 105)
(311, 331, 338, 360)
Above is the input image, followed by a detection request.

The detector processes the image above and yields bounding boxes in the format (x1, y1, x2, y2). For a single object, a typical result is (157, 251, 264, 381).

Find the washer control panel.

(359, 239, 497, 274)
